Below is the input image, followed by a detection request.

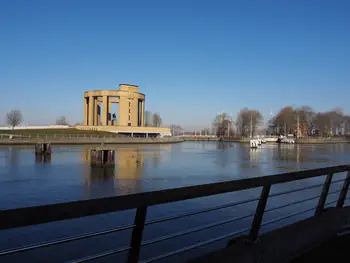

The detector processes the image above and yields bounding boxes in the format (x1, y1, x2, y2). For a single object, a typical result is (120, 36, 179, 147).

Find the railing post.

(127, 207, 148, 263)
(315, 173, 333, 216)
(248, 185, 271, 242)
(337, 171, 350, 208)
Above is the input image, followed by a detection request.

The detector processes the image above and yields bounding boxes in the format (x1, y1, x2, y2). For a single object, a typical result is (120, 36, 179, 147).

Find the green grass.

(0, 128, 118, 136)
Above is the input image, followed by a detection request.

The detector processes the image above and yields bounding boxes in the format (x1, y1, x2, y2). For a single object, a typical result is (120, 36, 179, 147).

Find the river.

(1, 142, 350, 262)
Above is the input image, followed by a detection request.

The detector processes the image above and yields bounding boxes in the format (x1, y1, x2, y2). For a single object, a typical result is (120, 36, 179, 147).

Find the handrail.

(1, 165, 350, 263)
(1, 165, 349, 230)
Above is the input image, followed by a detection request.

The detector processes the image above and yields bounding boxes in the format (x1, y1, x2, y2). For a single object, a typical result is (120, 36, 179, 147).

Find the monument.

(77, 84, 171, 137)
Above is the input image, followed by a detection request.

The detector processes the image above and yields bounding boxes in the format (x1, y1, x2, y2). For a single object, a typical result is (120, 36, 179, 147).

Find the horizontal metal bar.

(145, 197, 260, 226)
(141, 227, 250, 263)
(328, 189, 342, 196)
(269, 183, 324, 198)
(331, 178, 346, 184)
(311, 189, 343, 208)
(261, 207, 316, 227)
(67, 245, 130, 263)
(264, 190, 340, 215)
(0, 223, 134, 256)
(2, 165, 349, 230)
(325, 200, 338, 206)
(265, 195, 320, 213)
(142, 213, 255, 247)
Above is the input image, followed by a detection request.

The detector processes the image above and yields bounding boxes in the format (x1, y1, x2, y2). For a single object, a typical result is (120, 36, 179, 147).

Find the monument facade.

(78, 84, 171, 137)
(83, 84, 145, 127)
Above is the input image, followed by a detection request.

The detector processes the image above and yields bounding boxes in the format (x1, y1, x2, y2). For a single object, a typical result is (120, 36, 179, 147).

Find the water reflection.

(82, 146, 169, 197)
(215, 143, 235, 168)
(8, 147, 19, 167)
(35, 154, 51, 164)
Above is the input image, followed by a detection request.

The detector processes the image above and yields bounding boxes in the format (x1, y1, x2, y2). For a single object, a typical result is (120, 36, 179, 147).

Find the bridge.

(0, 165, 350, 262)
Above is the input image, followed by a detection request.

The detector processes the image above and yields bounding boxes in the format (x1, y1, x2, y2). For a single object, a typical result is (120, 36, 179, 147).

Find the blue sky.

(1, 0, 349, 129)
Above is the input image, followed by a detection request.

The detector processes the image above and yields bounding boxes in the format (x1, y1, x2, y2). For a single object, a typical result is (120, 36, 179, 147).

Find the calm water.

(1, 142, 350, 262)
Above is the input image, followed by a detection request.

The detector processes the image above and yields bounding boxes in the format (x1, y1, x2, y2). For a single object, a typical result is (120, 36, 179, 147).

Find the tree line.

(212, 106, 350, 138)
(268, 106, 350, 137)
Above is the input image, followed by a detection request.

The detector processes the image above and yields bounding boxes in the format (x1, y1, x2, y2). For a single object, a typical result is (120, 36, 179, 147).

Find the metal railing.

(1, 165, 350, 263)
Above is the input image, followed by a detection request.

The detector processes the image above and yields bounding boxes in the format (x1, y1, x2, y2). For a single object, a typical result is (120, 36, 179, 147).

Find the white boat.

(250, 139, 261, 148)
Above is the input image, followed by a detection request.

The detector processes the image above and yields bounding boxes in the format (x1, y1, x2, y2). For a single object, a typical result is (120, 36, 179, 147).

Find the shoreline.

(0, 138, 185, 146)
(0, 138, 348, 146)
(296, 139, 350, 144)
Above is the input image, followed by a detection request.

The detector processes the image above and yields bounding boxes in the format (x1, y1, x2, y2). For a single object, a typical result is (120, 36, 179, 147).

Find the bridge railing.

(1, 165, 350, 263)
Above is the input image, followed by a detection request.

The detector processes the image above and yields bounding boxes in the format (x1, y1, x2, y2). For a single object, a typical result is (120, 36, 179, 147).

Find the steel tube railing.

(265, 195, 321, 213)
(0, 165, 349, 263)
(269, 183, 325, 198)
(145, 197, 260, 226)
(261, 207, 317, 227)
(141, 228, 251, 263)
(67, 245, 130, 263)
(141, 213, 255, 247)
(0, 223, 134, 256)
(265, 189, 342, 214)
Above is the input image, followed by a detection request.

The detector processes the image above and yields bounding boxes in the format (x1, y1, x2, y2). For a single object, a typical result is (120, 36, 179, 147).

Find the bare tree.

(145, 111, 152, 127)
(152, 113, 162, 127)
(344, 115, 350, 135)
(170, 124, 183, 136)
(273, 106, 297, 135)
(56, 116, 68, 125)
(7, 110, 22, 129)
(313, 113, 331, 136)
(212, 113, 234, 137)
(236, 108, 263, 137)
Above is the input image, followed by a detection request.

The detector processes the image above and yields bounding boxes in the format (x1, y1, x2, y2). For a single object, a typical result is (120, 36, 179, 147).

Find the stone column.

(88, 96, 94, 126)
(141, 100, 145, 126)
(102, 96, 108, 126)
(84, 97, 88, 125)
(97, 105, 100, 126)
(108, 101, 112, 125)
(94, 99, 98, 126)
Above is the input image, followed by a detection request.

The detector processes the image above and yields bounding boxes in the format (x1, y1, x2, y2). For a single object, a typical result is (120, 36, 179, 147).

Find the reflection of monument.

(82, 146, 170, 196)
(35, 154, 51, 164)
(115, 149, 145, 177)
(77, 84, 171, 137)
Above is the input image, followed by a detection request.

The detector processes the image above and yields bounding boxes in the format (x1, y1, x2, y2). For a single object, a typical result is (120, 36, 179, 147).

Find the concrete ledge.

(76, 125, 171, 137)
(188, 207, 350, 263)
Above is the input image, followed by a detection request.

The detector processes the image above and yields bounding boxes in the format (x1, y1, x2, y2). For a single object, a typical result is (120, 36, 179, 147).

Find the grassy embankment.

(0, 128, 119, 137)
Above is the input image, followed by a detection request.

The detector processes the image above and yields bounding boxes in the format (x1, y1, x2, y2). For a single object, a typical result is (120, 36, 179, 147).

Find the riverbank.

(0, 137, 184, 145)
(296, 138, 350, 144)
(185, 137, 350, 144)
